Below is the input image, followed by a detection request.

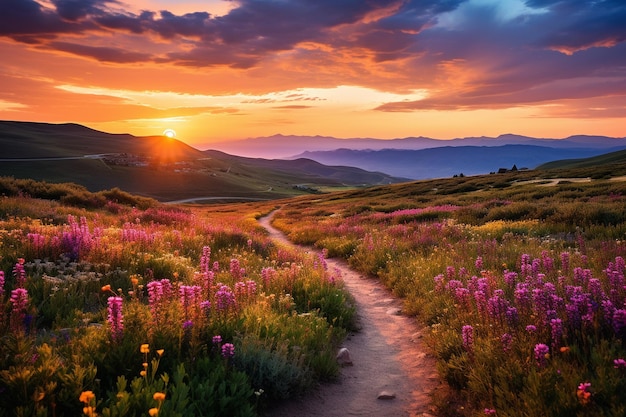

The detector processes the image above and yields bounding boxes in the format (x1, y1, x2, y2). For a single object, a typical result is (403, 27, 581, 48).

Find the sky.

(0, 0, 625, 149)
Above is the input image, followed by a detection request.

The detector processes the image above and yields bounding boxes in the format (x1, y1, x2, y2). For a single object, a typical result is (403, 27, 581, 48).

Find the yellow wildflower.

(140, 344, 150, 354)
(101, 285, 111, 292)
(140, 370, 147, 377)
(153, 392, 166, 402)
(149, 408, 159, 416)
(156, 349, 164, 357)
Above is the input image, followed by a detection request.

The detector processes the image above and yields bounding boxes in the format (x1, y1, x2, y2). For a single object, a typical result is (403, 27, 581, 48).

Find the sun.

(163, 128, 177, 139)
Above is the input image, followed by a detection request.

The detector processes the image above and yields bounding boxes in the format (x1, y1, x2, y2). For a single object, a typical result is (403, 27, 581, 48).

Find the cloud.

(49, 41, 153, 63)
(0, 0, 624, 117)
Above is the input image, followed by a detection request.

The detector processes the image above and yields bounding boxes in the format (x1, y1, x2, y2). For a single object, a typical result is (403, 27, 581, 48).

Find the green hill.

(537, 148, 626, 170)
(0, 121, 404, 201)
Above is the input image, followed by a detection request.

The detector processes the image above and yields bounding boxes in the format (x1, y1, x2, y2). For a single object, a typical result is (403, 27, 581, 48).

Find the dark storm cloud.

(529, 0, 626, 54)
(51, 0, 116, 21)
(0, 0, 77, 38)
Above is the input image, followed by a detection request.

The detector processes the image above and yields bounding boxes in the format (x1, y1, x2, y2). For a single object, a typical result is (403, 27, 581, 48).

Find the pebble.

(336, 347, 353, 366)
(377, 391, 396, 400)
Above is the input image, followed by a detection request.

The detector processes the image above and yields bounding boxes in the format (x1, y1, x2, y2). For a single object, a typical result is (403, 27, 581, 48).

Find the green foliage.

(0, 185, 357, 416)
(270, 170, 626, 416)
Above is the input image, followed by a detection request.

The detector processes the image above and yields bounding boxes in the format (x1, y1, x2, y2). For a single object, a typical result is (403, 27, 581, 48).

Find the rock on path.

(259, 212, 442, 417)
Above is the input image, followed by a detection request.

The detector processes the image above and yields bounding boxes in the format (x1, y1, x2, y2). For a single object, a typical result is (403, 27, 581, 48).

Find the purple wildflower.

(9, 288, 29, 333)
(526, 324, 537, 333)
(221, 343, 235, 359)
(550, 318, 563, 350)
(612, 309, 626, 336)
(12, 259, 26, 288)
(107, 296, 124, 342)
(475, 256, 483, 271)
(534, 343, 550, 368)
(262, 267, 276, 289)
(614, 358, 626, 369)
(506, 307, 519, 329)
(484, 409, 497, 416)
(462, 325, 474, 353)
(212, 335, 222, 345)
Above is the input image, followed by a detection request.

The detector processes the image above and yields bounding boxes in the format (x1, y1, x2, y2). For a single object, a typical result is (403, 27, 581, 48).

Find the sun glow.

(163, 128, 177, 138)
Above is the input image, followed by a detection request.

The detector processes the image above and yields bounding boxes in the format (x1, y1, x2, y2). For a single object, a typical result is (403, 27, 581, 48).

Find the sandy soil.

(259, 212, 442, 417)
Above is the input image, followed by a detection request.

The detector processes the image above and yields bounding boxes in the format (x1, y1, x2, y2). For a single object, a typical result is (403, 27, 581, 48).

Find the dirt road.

(259, 212, 442, 417)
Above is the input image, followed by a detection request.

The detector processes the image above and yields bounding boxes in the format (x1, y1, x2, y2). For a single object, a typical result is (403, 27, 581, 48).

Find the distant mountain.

(293, 145, 625, 179)
(0, 121, 404, 201)
(209, 133, 626, 158)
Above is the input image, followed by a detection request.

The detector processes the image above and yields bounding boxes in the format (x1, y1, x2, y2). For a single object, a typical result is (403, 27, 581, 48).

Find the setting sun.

(163, 129, 176, 139)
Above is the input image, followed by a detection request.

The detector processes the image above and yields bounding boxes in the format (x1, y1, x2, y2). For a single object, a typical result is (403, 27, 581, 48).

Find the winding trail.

(259, 212, 442, 417)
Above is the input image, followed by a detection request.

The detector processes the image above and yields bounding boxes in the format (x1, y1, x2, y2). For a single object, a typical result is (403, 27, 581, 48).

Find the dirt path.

(259, 212, 442, 417)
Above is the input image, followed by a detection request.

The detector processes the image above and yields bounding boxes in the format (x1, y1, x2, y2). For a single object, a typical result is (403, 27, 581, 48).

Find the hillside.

(537, 148, 626, 170)
(0, 121, 404, 201)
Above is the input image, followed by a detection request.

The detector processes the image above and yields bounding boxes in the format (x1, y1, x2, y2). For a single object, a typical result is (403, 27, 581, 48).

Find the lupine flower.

(261, 267, 276, 289)
(212, 335, 222, 345)
(526, 324, 537, 333)
(576, 382, 592, 405)
(0, 271, 5, 299)
(475, 256, 483, 271)
(534, 343, 550, 368)
(550, 318, 563, 350)
(484, 409, 497, 416)
(613, 309, 626, 336)
(12, 259, 26, 288)
(107, 296, 124, 342)
(230, 258, 243, 280)
(506, 307, 519, 328)
(462, 325, 474, 353)
(9, 288, 29, 333)
(200, 246, 211, 274)
(221, 343, 235, 358)
(215, 285, 237, 312)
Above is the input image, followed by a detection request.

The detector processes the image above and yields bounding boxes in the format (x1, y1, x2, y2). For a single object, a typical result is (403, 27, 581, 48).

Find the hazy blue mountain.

(292, 145, 624, 179)
(209, 133, 626, 158)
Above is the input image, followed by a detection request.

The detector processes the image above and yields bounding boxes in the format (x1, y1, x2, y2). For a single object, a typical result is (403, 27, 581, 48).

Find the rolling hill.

(537, 148, 626, 170)
(0, 121, 404, 201)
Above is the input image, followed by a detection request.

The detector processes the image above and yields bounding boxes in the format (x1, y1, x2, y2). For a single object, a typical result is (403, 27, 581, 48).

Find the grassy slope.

(537, 148, 626, 170)
(0, 121, 402, 201)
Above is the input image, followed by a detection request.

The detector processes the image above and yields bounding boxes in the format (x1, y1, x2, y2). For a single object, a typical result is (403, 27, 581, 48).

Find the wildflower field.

(271, 168, 626, 417)
(0, 178, 356, 416)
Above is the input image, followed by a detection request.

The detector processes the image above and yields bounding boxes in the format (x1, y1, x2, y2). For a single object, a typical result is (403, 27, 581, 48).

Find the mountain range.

(210, 133, 626, 158)
(212, 134, 626, 179)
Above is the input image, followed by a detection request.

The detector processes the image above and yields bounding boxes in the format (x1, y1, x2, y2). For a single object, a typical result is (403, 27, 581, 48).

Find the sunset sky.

(0, 0, 625, 148)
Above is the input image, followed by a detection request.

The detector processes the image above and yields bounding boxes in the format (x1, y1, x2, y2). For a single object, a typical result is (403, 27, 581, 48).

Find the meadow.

(0, 177, 356, 416)
(3, 161, 626, 417)
(270, 167, 626, 416)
